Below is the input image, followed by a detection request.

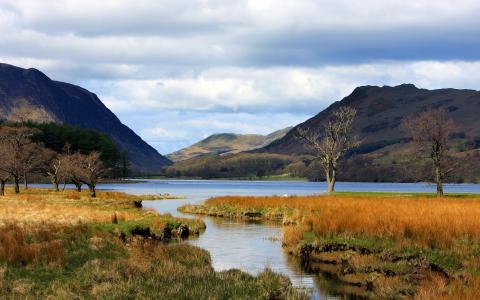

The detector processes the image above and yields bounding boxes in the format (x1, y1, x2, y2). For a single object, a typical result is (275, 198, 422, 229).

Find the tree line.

(164, 152, 292, 179)
(0, 121, 130, 197)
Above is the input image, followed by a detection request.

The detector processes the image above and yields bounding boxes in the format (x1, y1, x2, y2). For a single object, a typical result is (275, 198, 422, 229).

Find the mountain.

(166, 84, 480, 182)
(263, 84, 480, 154)
(167, 127, 292, 162)
(0, 63, 171, 173)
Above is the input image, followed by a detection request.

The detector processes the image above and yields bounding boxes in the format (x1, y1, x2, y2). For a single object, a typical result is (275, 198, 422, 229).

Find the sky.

(1, 0, 480, 154)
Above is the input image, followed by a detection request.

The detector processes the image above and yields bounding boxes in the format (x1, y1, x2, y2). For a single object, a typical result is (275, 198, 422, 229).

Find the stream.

(98, 179, 480, 299)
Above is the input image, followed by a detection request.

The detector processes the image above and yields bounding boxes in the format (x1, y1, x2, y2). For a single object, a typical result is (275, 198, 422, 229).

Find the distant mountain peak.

(0, 63, 171, 172)
(168, 127, 292, 162)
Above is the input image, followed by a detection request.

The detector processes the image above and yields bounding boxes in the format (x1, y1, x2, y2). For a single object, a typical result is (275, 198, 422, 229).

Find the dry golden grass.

(206, 195, 480, 248)
(200, 194, 480, 298)
(0, 188, 150, 227)
(0, 224, 66, 266)
(414, 273, 480, 299)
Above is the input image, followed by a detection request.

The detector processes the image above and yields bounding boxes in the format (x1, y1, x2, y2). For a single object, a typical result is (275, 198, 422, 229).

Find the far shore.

(138, 175, 480, 184)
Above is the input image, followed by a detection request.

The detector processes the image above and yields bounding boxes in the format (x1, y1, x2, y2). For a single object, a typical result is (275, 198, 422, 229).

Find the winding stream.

(98, 180, 480, 299)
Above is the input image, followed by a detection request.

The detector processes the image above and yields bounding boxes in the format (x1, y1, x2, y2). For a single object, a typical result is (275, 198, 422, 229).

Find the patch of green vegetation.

(2, 230, 308, 299)
(313, 234, 395, 253)
(303, 233, 464, 275)
(2, 225, 127, 293)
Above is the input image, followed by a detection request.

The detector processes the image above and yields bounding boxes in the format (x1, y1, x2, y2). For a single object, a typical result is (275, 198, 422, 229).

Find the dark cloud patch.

(240, 26, 480, 67)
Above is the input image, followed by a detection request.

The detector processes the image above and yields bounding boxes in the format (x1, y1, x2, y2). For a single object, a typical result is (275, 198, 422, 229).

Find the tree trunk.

(435, 165, 444, 198)
(88, 184, 96, 198)
(52, 178, 59, 192)
(73, 181, 82, 192)
(327, 178, 336, 193)
(62, 181, 67, 191)
(326, 161, 336, 193)
(0, 181, 5, 196)
(24, 173, 28, 190)
(14, 177, 20, 194)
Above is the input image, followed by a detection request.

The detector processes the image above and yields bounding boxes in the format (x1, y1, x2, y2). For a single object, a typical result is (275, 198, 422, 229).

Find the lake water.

(91, 180, 480, 299)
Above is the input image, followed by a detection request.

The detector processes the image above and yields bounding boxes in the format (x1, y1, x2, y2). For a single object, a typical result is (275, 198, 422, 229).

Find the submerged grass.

(180, 193, 480, 298)
(0, 188, 307, 299)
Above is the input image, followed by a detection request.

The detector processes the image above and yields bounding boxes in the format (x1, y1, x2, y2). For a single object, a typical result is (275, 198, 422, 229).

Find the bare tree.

(0, 149, 10, 196)
(63, 152, 85, 192)
(20, 142, 46, 189)
(297, 106, 359, 193)
(0, 126, 39, 193)
(402, 109, 456, 197)
(79, 151, 106, 198)
(43, 149, 67, 192)
(0, 171, 9, 196)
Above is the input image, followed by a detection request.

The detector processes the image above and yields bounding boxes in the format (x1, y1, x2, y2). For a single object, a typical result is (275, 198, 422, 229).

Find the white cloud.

(1, 1, 480, 154)
(97, 61, 480, 115)
(134, 111, 308, 154)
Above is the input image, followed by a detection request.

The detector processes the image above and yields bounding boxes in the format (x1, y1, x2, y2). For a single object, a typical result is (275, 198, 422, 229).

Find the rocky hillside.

(0, 63, 171, 173)
(264, 84, 480, 154)
(168, 127, 291, 162)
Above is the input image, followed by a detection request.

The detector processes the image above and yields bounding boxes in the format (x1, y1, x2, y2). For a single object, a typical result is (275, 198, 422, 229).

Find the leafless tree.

(63, 152, 85, 192)
(0, 172, 9, 196)
(78, 151, 106, 198)
(0, 126, 39, 193)
(20, 143, 46, 189)
(402, 108, 456, 197)
(43, 149, 67, 192)
(296, 106, 359, 193)
(62, 151, 106, 197)
(0, 152, 10, 196)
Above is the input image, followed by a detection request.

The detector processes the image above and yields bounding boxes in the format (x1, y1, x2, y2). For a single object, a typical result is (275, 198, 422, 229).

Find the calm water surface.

(96, 180, 480, 299)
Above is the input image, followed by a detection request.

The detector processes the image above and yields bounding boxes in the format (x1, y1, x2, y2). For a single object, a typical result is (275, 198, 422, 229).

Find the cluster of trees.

(164, 153, 292, 179)
(29, 122, 130, 179)
(0, 121, 124, 197)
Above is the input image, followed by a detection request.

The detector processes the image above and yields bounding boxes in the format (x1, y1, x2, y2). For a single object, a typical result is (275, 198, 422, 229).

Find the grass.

(180, 193, 480, 298)
(0, 188, 307, 299)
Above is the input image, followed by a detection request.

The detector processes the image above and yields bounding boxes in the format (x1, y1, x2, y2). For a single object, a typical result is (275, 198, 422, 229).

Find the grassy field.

(0, 188, 307, 299)
(180, 193, 480, 299)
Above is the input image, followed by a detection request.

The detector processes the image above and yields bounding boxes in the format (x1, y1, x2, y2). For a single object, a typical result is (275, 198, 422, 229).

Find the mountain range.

(168, 84, 480, 182)
(167, 127, 291, 162)
(0, 63, 171, 172)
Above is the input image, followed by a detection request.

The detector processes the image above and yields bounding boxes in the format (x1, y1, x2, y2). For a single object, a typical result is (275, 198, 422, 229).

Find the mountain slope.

(0, 63, 171, 172)
(168, 127, 291, 162)
(263, 84, 480, 155)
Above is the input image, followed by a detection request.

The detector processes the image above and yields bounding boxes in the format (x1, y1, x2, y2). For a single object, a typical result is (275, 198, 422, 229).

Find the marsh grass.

(196, 194, 480, 249)
(0, 188, 306, 299)
(182, 194, 480, 298)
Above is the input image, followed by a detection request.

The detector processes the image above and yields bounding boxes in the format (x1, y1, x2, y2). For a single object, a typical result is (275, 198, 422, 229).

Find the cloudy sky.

(1, 0, 480, 154)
